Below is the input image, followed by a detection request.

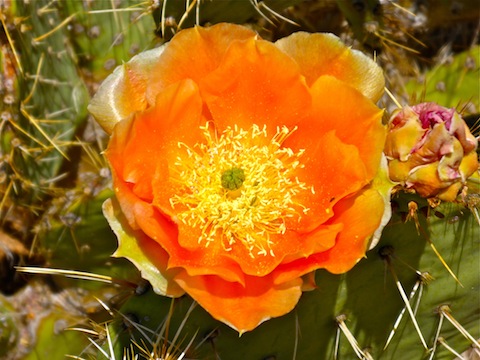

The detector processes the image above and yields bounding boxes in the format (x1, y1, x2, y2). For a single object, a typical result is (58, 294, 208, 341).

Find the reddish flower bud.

(385, 102, 478, 201)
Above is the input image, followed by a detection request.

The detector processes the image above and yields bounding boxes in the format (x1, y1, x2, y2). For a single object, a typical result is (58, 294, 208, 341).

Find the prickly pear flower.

(384, 102, 479, 201)
(89, 23, 390, 333)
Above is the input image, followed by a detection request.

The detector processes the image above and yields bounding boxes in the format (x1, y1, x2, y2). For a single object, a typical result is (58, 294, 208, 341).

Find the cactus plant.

(104, 194, 478, 359)
(0, 1, 478, 360)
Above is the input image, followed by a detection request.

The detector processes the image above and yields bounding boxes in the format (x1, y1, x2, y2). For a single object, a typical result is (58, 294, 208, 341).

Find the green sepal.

(103, 198, 184, 298)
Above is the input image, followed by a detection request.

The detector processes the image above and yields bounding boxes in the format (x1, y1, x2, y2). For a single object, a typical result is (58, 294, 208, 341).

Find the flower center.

(169, 123, 309, 257)
(221, 167, 245, 191)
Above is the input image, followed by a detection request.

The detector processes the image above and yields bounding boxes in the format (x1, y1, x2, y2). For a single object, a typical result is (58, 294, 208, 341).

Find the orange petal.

(173, 221, 290, 278)
(133, 206, 246, 285)
(173, 272, 303, 334)
(293, 76, 385, 180)
(146, 23, 256, 105)
(110, 171, 179, 249)
(272, 234, 342, 286)
(106, 80, 249, 283)
(272, 224, 342, 285)
(107, 79, 205, 202)
(112, 171, 246, 285)
(107, 171, 191, 297)
(281, 223, 342, 264)
(275, 32, 385, 101)
(204, 226, 336, 278)
(168, 221, 338, 280)
(274, 187, 385, 283)
(166, 219, 309, 280)
(114, 165, 245, 285)
(320, 187, 385, 273)
(287, 130, 369, 233)
(199, 37, 311, 135)
(88, 47, 165, 134)
(107, 175, 247, 286)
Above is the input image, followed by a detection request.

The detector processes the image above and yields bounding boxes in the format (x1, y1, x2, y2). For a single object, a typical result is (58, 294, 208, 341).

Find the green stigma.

(221, 167, 245, 191)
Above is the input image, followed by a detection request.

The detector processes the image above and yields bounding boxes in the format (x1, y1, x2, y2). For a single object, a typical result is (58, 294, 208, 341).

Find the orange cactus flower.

(89, 23, 390, 333)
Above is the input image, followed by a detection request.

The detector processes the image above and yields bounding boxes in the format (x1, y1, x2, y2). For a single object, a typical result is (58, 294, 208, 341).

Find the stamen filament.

(170, 124, 307, 257)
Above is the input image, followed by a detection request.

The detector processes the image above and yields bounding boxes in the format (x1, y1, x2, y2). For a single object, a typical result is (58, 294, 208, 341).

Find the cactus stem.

(0, 180, 13, 219)
(118, 312, 141, 334)
(119, 298, 199, 359)
(23, 53, 44, 104)
(416, 218, 464, 287)
(382, 251, 429, 350)
(437, 337, 465, 359)
(464, 192, 480, 226)
(293, 313, 300, 360)
(160, 0, 169, 38)
(383, 86, 402, 109)
(335, 314, 370, 360)
(105, 322, 115, 359)
(20, 105, 69, 160)
(134, 279, 151, 296)
(413, 272, 434, 314)
(195, 328, 220, 357)
(406, 201, 420, 234)
(429, 308, 445, 360)
(375, 31, 421, 54)
(0, 15, 24, 75)
(426, 238, 463, 287)
(34, 13, 77, 43)
(383, 271, 431, 350)
(378, 245, 395, 259)
(177, 0, 199, 30)
(333, 321, 340, 360)
(6, 114, 49, 150)
(168, 300, 197, 355)
(363, 348, 374, 360)
(15, 266, 137, 289)
(256, 1, 299, 26)
(438, 305, 480, 349)
(383, 245, 424, 276)
(250, 0, 276, 26)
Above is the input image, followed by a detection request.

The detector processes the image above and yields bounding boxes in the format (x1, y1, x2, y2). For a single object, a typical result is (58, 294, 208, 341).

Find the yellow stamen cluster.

(169, 123, 309, 257)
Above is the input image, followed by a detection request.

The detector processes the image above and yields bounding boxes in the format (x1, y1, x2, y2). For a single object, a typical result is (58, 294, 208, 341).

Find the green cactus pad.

(406, 46, 480, 114)
(23, 311, 90, 360)
(13, 0, 89, 187)
(59, 0, 157, 82)
(0, 295, 18, 357)
(39, 189, 139, 290)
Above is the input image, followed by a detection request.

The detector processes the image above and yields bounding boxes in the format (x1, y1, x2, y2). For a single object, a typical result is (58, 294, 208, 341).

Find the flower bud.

(385, 102, 478, 201)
